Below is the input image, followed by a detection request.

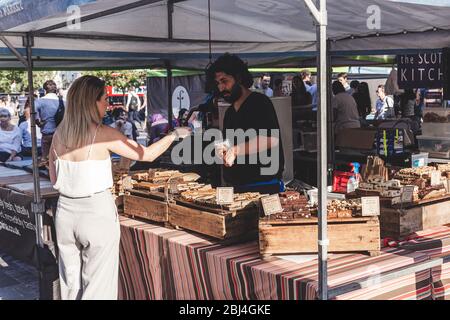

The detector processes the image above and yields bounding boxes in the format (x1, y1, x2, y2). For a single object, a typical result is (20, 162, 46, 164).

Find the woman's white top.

(0, 125, 22, 154)
(52, 125, 113, 198)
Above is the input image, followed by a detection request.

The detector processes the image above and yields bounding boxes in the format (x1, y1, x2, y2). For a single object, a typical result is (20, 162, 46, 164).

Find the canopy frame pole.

(25, 33, 46, 300)
(304, 0, 328, 300)
(23, 34, 45, 251)
(327, 41, 334, 185)
(166, 0, 174, 130)
(32, 0, 182, 35)
(0, 36, 28, 66)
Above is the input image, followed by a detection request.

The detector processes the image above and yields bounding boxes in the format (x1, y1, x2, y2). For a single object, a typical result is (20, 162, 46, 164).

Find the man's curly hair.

(205, 53, 253, 93)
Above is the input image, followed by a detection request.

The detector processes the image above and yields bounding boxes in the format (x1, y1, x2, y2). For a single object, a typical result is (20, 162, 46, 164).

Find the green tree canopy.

(82, 70, 147, 94)
(0, 70, 57, 93)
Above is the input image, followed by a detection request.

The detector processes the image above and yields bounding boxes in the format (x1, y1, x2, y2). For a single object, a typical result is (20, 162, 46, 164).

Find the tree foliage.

(81, 70, 147, 94)
(0, 70, 57, 93)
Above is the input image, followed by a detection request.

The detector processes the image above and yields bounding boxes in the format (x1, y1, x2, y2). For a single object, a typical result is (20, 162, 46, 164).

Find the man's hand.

(223, 146, 238, 167)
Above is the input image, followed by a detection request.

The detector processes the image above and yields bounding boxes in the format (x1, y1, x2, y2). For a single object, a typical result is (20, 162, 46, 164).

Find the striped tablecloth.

(397, 225, 450, 300)
(118, 216, 439, 300)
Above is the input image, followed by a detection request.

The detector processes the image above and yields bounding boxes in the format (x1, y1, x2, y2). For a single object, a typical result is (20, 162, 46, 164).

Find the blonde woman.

(49, 76, 190, 300)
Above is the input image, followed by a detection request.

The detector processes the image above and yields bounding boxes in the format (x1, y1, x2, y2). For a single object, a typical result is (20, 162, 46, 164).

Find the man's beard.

(220, 83, 242, 103)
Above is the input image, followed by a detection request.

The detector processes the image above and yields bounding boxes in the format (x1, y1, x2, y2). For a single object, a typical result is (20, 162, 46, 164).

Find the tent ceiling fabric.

(0, 0, 450, 69)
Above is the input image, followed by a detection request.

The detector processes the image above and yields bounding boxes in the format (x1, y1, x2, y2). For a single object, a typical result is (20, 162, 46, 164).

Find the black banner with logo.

(146, 75, 208, 120)
(397, 51, 444, 89)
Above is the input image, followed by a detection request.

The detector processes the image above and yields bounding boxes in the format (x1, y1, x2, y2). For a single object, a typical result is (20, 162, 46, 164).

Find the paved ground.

(0, 252, 39, 300)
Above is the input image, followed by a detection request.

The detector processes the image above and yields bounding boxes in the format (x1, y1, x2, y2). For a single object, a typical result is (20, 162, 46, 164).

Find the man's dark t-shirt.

(223, 92, 284, 186)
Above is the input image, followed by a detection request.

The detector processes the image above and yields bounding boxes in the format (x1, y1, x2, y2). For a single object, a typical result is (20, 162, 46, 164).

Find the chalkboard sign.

(397, 51, 444, 89)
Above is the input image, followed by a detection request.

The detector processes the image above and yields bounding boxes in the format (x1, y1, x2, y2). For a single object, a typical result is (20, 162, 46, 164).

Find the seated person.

(19, 101, 42, 157)
(109, 107, 136, 140)
(0, 108, 22, 162)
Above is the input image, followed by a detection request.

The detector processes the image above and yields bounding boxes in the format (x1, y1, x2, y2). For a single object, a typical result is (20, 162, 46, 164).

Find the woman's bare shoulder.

(98, 124, 124, 142)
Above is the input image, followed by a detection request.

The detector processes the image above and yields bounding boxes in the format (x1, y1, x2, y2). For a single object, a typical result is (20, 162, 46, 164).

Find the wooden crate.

(123, 190, 169, 223)
(259, 216, 380, 258)
(168, 199, 260, 242)
(380, 198, 450, 240)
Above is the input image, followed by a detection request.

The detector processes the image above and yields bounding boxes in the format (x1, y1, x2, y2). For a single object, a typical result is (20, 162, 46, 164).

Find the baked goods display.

(266, 191, 312, 220)
(423, 112, 450, 123)
(362, 156, 389, 183)
(393, 166, 436, 183)
(310, 199, 362, 218)
(180, 186, 264, 211)
(129, 169, 202, 193)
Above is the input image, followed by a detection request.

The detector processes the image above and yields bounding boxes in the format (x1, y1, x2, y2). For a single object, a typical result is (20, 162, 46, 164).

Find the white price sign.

(361, 197, 380, 216)
(216, 187, 234, 204)
(431, 171, 441, 187)
(401, 186, 415, 203)
(260, 194, 283, 216)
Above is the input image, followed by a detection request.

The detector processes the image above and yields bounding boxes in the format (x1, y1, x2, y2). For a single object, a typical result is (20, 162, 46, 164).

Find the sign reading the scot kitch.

(397, 51, 444, 89)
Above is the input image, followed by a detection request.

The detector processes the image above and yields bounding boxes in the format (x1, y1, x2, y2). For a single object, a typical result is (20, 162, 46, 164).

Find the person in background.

(332, 81, 360, 135)
(414, 88, 427, 121)
(273, 79, 284, 97)
(19, 100, 42, 157)
(38, 87, 46, 98)
(349, 80, 360, 96)
(337, 72, 351, 93)
(0, 96, 7, 109)
(35, 80, 60, 167)
(125, 86, 142, 125)
(0, 108, 22, 162)
(10, 80, 17, 93)
(352, 82, 372, 120)
(110, 107, 135, 140)
(301, 70, 318, 110)
(290, 75, 312, 106)
(177, 108, 189, 127)
(148, 113, 169, 144)
(375, 84, 395, 120)
(400, 89, 416, 119)
(260, 74, 273, 98)
(17, 90, 28, 117)
(0, 96, 15, 116)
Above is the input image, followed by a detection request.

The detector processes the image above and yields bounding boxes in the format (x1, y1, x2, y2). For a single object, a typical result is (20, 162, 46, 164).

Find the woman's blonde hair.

(57, 75, 105, 149)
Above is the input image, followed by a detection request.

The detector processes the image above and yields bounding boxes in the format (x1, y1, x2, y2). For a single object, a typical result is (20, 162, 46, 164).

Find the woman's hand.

(172, 127, 191, 139)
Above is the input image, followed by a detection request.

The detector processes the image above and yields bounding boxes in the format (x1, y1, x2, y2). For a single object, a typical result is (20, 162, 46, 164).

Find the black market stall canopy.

(1, 0, 450, 69)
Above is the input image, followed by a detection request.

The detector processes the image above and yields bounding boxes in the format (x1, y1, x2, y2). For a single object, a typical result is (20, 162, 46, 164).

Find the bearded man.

(206, 53, 284, 194)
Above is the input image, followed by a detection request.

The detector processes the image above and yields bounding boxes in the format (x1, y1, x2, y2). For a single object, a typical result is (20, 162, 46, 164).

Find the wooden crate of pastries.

(259, 192, 380, 257)
(168, 186, 264, 241)
(123, 169, 201, 223)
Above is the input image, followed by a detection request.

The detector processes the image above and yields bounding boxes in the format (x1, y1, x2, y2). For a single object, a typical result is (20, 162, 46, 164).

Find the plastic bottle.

(347, 162, 361, 193)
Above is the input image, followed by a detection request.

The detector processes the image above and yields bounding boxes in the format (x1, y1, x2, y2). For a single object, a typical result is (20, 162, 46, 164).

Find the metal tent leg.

(304, 0, 328, 300)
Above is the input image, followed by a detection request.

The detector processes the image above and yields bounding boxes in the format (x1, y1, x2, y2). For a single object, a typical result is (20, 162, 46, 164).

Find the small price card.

(216, 187, 234, 204)
(361, 197, 380, 216)
(169, 181, 179, 194)
(401, 186, 415, 203)
(431, 171, 441, 187)
(260, 194, 283, 216)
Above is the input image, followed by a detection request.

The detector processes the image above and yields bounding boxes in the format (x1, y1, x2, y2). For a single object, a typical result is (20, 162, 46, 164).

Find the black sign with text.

(0, 187, 37, 266)
(397, 51, 444, 89)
